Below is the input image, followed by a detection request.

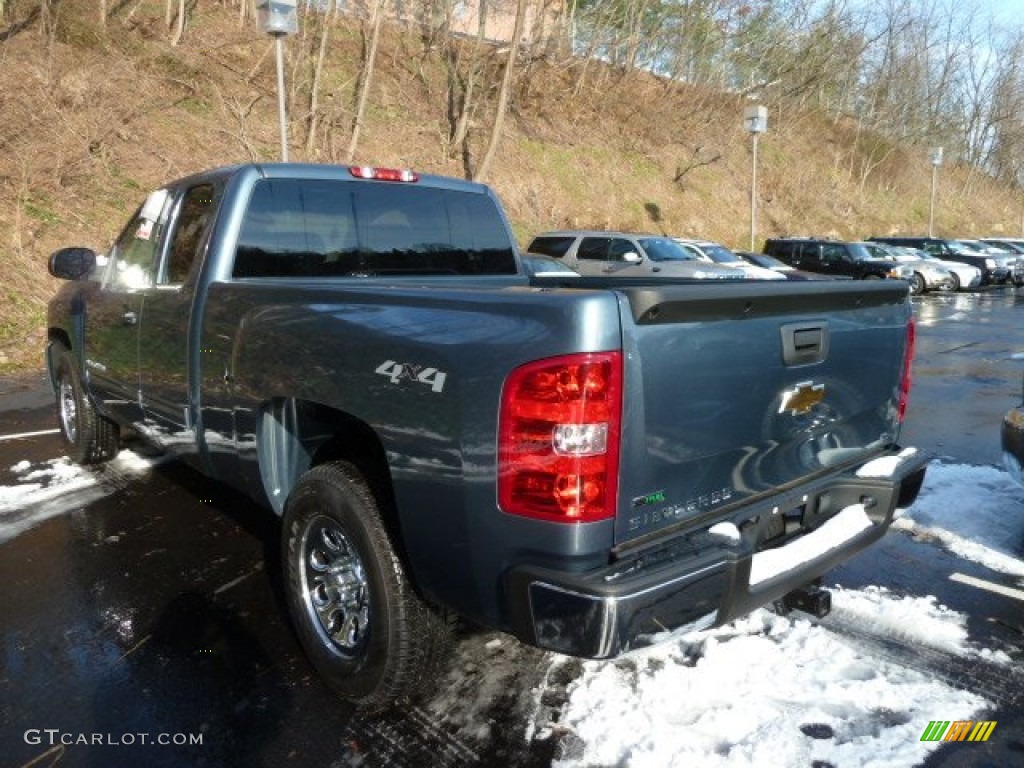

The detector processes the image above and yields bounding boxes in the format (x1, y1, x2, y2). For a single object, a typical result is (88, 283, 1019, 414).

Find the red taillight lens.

(898, 316, 916, 422)
(498, 352, 623, 523)
(348, 166, 419, 182)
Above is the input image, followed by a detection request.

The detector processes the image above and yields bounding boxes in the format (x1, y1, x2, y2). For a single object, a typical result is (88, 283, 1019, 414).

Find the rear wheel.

(282, 461, 450, 712)
(54, 344, 119, 464)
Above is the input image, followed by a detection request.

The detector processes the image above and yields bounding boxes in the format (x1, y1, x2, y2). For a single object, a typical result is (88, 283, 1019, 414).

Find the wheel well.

(46, 329, 73, 392)
(49, 328, 72, 350)
(258, 398, 394, 519)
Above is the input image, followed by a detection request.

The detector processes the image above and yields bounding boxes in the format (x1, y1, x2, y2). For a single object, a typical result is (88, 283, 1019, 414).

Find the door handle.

(122, 311, 138, 326)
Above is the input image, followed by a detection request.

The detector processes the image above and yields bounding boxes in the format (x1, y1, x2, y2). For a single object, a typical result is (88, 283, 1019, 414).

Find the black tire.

(949, 272, 961, 291)
(281, 461, 450, 712)
(54, 344, 119, 464)
(909, 272, 926, 295)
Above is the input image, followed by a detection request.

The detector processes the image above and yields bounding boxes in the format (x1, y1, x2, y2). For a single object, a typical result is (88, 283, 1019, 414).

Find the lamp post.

(744, 104, 768, 252)
(928, 146, 943, 238)
(257, 0, 298, 162)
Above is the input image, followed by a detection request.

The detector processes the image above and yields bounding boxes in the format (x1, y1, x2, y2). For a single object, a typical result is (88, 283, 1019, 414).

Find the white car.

(674, 239, 787, 280)
(894, 246, 982, 291)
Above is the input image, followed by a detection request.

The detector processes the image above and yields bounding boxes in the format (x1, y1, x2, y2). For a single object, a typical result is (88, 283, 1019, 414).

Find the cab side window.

(821, 243, 846, 263)
(106, 189, 173, 291)
(577, 237, 610, 261)
(608, 238, 637, 261)
(162, 183, 217, 285)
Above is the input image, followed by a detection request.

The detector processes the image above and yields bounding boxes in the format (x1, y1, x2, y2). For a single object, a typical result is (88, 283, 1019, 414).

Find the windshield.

(951, 240, 986, 252)
(701, 244, 744, 264)
(902, 248, 937, 262)
(750, 252, 790, 269)
(848, 243, 875, 262)
(640, 238, 699, 262)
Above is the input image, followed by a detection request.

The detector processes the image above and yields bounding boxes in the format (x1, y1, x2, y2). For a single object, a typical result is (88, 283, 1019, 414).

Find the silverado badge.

(779, 381, 825, 416)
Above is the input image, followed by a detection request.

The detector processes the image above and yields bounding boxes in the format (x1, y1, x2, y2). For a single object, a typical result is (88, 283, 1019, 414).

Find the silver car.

(895, 246, 981, 291)
(527, 231, 745, 280)
(859, 241, 955, 294)
(674, 238, 787, 280)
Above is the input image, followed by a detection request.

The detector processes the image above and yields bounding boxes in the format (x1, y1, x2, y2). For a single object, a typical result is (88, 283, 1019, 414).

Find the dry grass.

(1, 2, 1019, 373)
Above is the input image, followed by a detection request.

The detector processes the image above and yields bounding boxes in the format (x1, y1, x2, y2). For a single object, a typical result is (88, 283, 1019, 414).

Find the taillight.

(498, 352, 622, 523)
(898, 316, 916, 422)
(348, 166, 419, 182)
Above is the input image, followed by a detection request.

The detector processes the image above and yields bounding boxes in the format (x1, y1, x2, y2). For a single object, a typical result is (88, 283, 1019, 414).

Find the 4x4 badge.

(779, 381, 825, 416)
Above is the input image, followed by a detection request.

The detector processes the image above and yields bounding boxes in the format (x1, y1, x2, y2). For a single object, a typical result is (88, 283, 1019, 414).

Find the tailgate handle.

(781, 322, 828, 366)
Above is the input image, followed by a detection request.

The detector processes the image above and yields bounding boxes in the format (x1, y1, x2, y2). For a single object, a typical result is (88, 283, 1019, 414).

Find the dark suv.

(763, 238, 912, 283)
(867, 236, 1006, 286)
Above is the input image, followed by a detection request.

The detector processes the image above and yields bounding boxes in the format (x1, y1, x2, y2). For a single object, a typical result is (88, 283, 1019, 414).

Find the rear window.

(527, 236, 575, 258)
(765, 240, 799, 262)
(233, 179, 516, 278)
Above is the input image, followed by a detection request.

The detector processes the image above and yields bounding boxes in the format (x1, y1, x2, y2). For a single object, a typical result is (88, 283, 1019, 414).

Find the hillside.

(2, 1, 1021, 373)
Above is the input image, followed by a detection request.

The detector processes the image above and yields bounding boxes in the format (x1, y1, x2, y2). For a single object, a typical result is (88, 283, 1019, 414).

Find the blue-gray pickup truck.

(1004, 370, 1024, 487)
(46, 163, 928, 710)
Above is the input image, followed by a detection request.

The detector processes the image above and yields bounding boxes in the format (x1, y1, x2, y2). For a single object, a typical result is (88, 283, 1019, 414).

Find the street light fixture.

(928, 146, 943, 238)
(257, 0, 298, 162)
(744, 104, 768, 251)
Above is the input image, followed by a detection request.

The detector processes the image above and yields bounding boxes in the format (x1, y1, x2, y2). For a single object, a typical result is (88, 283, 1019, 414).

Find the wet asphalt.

(1, 285, 1022, 768)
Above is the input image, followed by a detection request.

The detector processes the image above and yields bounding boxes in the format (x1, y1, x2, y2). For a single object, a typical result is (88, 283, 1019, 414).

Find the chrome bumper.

(506, 447, 929, 658)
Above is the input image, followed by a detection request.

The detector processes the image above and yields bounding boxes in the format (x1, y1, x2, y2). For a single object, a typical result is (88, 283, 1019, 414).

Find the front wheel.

(281, 461, 450, 712)
(908, 272, 926, 295)
(54, 344, 119, 464)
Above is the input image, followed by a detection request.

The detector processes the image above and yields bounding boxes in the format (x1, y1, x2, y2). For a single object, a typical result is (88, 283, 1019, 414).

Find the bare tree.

(170, 0, 185, 46)
(445, 0, 490, 161)
(306, 5, 332, 154)
(346, 0, 387, 162)
(475, 0, 528, 181)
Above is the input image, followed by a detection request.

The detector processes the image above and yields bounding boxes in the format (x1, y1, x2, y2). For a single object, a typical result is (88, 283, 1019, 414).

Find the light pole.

(928, 146, 943, 238)
(257, 0, 298, 162)
(744, 104, 768, 252)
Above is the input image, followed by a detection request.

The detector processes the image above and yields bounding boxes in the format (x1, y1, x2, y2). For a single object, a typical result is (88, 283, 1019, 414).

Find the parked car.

(957, 240, 1024, 285)
(763, 238, 913, 284)
(674, 239, 786, 280)
(735, 251, 837, 280)
(867, 236, 1007, 286)
(884, 246, 981, 292)
(857, 241, 955, 294)
(979, 237, 1024, 255)
(527, 231, 744, 280)
(1004, 368, 1024, 488)
(520, 253, 580, 278)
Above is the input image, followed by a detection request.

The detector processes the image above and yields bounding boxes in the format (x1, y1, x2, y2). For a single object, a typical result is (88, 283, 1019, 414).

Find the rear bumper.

(505, 446, 929, 658)
(1003, 407, 1024, 487)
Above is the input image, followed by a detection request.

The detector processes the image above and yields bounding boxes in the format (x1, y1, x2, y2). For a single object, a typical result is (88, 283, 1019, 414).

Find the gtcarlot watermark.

(25, 729, 203, 747)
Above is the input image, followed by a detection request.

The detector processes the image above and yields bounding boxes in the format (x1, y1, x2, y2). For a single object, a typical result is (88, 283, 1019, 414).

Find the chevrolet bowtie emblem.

(779, 381, 825, 416)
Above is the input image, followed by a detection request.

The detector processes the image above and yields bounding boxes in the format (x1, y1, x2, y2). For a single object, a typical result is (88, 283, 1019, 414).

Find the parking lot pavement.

(1, 286, 1022, 767)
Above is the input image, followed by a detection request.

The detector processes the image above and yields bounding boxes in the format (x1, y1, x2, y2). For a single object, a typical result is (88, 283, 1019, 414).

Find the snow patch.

(0, 450, 158, 543)
(856, 447, 919, 478)
(749, 504, 872, 586)
(830, 586, 970, 655)
(897, 461, 1024, 579)
(540, 607, 988, 768)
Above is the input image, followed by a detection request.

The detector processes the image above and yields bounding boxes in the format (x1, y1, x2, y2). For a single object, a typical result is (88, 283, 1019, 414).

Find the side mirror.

(49, 247, 97, 280)
(622, 251, 641, 263)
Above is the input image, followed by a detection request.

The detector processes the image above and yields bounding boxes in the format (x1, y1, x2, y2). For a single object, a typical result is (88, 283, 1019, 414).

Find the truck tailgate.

(612, 279, 913, 546)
